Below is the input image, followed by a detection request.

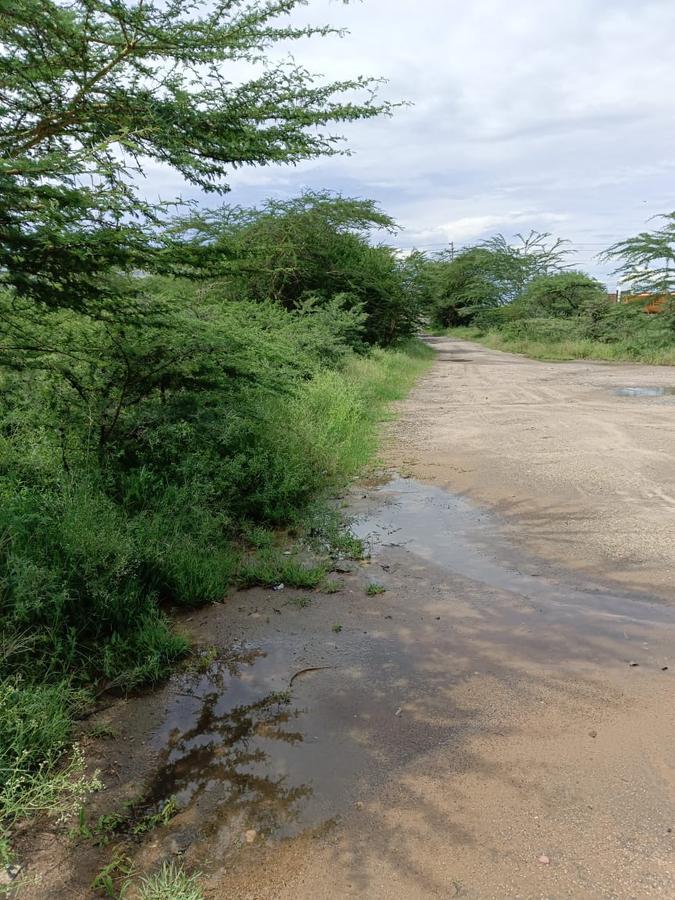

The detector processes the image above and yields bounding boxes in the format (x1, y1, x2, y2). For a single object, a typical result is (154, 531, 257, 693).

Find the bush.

(167, 192, 422, 346)
(510, 271, 608, 319)
(0, 680, 72, 777)
(0, 265, 432, 836)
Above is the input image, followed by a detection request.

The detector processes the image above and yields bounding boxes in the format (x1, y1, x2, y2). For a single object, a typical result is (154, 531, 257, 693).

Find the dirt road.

(30, 338, 675, 899)
(392, 337, 675, 600)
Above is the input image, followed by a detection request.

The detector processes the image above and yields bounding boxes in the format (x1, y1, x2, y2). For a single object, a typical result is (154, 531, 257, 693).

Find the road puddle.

(615, 386, 675, 397)
(144, 637, 424, 851)
(142, 477, 675, 868)
(145, 644, 315, 841)
(352, 476, 675, 627)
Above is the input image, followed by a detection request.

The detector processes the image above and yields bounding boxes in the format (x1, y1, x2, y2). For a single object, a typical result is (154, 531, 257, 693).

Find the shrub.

(510, 271, 608, 319)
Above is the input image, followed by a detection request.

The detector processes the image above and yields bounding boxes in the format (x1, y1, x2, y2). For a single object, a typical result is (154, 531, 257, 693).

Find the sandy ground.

(21, 338, 675, 899)
(391, 337, 675, 600)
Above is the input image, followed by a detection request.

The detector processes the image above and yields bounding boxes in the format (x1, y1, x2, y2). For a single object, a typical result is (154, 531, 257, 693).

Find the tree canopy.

(0, 0, 390, 307)
(603, 213, 675, 296)
(426, 231, 573, 327)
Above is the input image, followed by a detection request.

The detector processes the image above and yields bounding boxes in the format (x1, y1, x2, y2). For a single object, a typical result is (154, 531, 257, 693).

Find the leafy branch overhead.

(0, 0, 392, 306)
(603, 213, 675, 295)
(1, 0, 388, 184)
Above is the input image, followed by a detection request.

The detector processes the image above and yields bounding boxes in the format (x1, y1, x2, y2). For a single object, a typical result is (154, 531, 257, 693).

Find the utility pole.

(449, 241, 455, 261)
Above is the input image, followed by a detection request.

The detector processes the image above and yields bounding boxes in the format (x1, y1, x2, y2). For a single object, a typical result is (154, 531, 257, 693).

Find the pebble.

(538, 854, 550, 865)
(168, 833, 192, 855)
(244, 829, 258, 844)
(0, 864, 22, 885)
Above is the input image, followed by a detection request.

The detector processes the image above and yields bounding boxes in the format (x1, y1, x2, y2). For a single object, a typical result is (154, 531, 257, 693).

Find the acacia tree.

(603, 214, 675, 295)
(427, 231, 573, 326)
(0, 0, 389, 307)
(165, 190, 422, 345)
(479, 231, 573, 303)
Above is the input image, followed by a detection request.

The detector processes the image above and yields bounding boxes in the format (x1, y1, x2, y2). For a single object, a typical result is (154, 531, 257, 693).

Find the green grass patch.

(322, 579, 343, 594)
(446, 323, 675, 366)
(137, 862, 204, 900)
(285, 596, 313, 609)
(238, 552, 327, 589)
(366, 582, 386, 596)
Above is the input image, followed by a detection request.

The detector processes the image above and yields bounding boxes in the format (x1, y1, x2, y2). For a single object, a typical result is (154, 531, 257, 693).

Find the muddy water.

(143, 640, 365, 842)
(352, 476, 675, 627)
(614, 386, 675, 397)
(144, 477, 675, 866)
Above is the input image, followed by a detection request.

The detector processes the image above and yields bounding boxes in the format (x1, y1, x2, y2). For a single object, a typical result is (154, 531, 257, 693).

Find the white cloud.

(142, 0, 675, 286)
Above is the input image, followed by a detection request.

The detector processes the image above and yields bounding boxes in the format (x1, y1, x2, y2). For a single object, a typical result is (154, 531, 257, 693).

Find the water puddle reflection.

(146, 644, 314, 841)
(615, 386, 675, 398)
(143, 478, 675, 861)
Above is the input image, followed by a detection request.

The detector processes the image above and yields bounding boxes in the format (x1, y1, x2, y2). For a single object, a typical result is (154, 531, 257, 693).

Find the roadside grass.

(74, 796, 179, 846)
(137, 862, 204, 900)
(0, 338, 434, 860)
(285, 596, 313, 609)
(322, 579, 343, 594)
(91, 845, 134, 898)
(447, 326, 675, 366)
(237, 552, 327, 589)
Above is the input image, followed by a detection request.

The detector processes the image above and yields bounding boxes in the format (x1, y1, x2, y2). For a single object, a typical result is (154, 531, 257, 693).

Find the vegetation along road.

(4, 1, 675, 897)
(29, 337, 675, 898)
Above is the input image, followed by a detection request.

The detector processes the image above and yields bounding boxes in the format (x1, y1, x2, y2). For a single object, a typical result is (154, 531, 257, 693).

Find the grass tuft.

(137, 862, 204, 900)
(366, 582, 386, 596)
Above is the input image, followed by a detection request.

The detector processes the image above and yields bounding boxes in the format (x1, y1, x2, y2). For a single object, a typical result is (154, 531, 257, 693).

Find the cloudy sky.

(148, 0, 675, 286)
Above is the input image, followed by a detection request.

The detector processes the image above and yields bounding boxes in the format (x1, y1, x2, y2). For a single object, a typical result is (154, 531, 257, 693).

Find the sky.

(145, 0, 675, 287)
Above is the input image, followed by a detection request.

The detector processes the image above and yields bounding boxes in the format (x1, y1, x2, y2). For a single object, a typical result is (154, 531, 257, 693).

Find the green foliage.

(452, 287, 675, 365)
(303, 502, 366, 560)
(169, 191, 421, 346)
(509, 271, 608, 319)
(91, 846, 133, 898)
(427, 232, 572, 327)
(0, 739, 100, 835)
(137, 862, 204, 900)
(75, 796, 179, 845)
(0, 680, 71, 777)
(438, 221, 675, 365)
(603, 213, 675, 295)
(322, 579, 343, 594)
(0, 1, 389, 309)
(0, 301, 432, 837)
(366, 582, 386, 596)
(0, 0, 425, 866)
(238, 554, 327, 590)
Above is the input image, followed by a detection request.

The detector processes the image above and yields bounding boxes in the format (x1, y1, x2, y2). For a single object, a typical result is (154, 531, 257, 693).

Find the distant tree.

(0, 0, 390, 308)
(427, 231, 573, 326)
(603, 214, 675, 295)
(478, 231, 573, 302)
(168, 191, 419, 345)
(510, 271, 608, 319)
